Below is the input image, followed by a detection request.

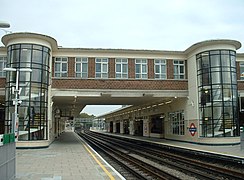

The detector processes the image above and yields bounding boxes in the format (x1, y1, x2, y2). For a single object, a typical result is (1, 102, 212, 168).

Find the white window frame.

(173, 60, 185, 79)
(54, 57, 68, 77)
(75, 57, 88, 78)
(0, 56, 7, 77)
(115, 58, 128, 79)
(135, 59, 147, 79)
(154, 59, 166, 79)
(95, 58, 108, 78)
(169, 111, 185, 135)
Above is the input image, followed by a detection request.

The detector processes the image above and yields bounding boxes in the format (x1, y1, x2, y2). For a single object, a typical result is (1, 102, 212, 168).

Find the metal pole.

(14, 70, 19, 138)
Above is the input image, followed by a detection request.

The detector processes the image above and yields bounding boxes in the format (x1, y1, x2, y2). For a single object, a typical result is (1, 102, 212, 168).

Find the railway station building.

(0, 32, 244, 148)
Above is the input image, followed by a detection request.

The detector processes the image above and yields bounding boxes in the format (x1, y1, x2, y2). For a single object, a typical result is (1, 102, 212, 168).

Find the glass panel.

(96, 63, 101, 72)
(221, 54, 230, 67)
(122, 64, 127, 72)
(210, 55, 220, 67)
(102, 64, 107, 72)
(82, 63, 88, 72)
(136, 64, 140, 73)
(155, 65, 159, 73)
(55, 63, 60, 71)
(142, 64, 147, 73)
(62, 63, 67, 71)
(211, 72, 221, 84)
(32, 50, 42, 64)
(222, 72, 231, 83)
(76, 63, 81, 72)
(116, 64, 121, 72)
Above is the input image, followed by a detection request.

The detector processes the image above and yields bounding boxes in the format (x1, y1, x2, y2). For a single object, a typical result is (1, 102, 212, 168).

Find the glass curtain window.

(95, 58, 108, 78)
(197, 50, 238, 137)
(115, 58, 128, 78)
(54, 57, 68, 77)
(173, 60, 185, 79)
(5, 43, 50, 140)
(154, 59, 166, 79)
(135, 59, 147, 79)
(0, 56, 7, 77)
(75, 57, 88, 78)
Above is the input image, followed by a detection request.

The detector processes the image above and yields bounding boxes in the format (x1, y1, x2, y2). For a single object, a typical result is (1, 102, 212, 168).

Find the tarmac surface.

(16, 130, 123, 180)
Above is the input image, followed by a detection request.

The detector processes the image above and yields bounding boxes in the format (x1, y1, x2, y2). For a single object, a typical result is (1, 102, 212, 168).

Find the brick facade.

(88, 57, 95, 78)
(51, 78, 188, 90)
(108, 58, 115, 78)
(128, 58, 135, 79)
(148, 59, 154, 79)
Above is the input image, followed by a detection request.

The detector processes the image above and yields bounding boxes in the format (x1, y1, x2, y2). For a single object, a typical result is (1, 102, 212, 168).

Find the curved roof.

(1, 32, 58, 50)
(184, 39, 241, 54)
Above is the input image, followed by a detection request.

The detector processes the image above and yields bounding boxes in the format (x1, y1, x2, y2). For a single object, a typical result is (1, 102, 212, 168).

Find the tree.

(79, 113, 95, 118)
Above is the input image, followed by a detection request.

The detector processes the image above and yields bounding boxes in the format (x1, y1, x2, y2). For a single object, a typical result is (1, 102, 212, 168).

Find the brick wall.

(88, 57, 95, 78)
(237, 62, 240, 80)
(51, 79, 188, 90)
(68, 57, 75, 78)
(167, 60, 174, 79)
(128, 58, 135, 79)
(148, 59, 154, 79)
(109, 58, 115, 78)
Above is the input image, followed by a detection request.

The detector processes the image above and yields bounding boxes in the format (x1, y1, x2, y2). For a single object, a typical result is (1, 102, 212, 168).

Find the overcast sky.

(1, 0, 244, 116)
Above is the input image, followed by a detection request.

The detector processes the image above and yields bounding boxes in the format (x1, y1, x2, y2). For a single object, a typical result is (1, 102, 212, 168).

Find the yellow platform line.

(83, 144, 115, 180)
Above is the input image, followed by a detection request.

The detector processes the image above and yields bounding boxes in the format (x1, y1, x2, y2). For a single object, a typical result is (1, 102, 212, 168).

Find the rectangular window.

(0, 56, 7, 77)
(240, 62, 244, 80)
(135, 59, 147, 79)
(169, 111, 184, 135)
(154, 59, 166, 79)
(54, 57, 68, 77)
(173, 60, 185, 79)
(115, 58, 128, 78)
(75, 57, 88, 78)
(95, 58, 108, 78)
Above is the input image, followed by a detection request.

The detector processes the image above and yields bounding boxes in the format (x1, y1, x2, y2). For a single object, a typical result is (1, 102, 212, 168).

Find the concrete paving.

(16, 130, 123, 180)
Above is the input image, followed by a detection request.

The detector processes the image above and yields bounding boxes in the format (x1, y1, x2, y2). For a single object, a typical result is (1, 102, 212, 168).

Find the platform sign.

(189, 123, 197, 136)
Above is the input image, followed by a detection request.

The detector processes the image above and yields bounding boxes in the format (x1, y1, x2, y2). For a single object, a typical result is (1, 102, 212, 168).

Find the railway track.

(79, 131, 244, 180)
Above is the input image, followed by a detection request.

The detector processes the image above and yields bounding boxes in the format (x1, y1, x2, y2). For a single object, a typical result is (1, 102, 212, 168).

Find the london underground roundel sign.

(189, 123, 197, 136)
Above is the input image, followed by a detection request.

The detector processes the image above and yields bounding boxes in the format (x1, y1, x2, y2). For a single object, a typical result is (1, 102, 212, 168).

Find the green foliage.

(79, 113, 95, 118)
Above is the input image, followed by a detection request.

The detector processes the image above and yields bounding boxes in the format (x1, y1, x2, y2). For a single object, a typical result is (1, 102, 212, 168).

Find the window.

(154, 59, 166, 79)
(135, 59, 147, 79)
(75, 57, 88, 78)
(173, 60, 185, 79)
(95, 58, 108, 78)
(115, 58, 128, 78)
(54, 57, 68, 77)
(240, 62, 244, 80)
(0, 56, 7, 77)
(169, 111, 184, 135)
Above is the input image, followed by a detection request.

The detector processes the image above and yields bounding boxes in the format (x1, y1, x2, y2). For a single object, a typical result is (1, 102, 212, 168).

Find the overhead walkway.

(16, 130, 124, 180)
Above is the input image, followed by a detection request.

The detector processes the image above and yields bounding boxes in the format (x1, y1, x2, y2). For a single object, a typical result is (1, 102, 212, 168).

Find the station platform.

(95, 130, 244, 160)
(16, 130, 124, 180)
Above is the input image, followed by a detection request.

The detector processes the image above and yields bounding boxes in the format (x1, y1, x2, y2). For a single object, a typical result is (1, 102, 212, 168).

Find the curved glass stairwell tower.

(5, 44, 50, 140)
(197, 50, 239, 137)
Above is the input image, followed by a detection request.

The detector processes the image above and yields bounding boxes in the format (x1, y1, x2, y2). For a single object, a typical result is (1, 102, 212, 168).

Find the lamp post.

(3, 68, 32, 139)
(0, 21, 11, 34)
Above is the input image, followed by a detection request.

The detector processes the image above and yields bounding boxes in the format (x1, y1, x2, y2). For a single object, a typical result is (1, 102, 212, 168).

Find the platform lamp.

(3, 68, 32, 139)
(0, 21, 11, 33)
